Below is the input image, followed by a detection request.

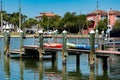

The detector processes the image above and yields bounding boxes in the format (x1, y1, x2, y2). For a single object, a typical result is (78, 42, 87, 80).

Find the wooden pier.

(3, 30, 120, 70)
(9, 45, 120, 56)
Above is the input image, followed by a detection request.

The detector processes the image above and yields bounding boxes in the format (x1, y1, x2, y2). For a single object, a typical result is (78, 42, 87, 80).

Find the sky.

(2, 0, 120, 18)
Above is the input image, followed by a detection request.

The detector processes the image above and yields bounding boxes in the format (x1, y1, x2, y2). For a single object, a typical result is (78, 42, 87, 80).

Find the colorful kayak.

(67, 42, 76, 48)
(79, 44, 98, 50)
(44, 43, 62, 48)
(67, 42, 99, 50)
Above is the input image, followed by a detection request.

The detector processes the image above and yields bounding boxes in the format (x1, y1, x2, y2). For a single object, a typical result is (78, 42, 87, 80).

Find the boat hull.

(67, 43, 98, 50)
(44, 43, 62, 48)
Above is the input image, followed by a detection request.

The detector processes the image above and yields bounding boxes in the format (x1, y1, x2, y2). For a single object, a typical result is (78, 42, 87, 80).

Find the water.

(0, 37, 120, 80)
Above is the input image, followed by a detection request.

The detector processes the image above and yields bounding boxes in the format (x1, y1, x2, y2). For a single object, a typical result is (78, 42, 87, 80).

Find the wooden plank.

(10, 49, 24, 54)
(23, 45, 39, 50)
(95, 50, 120, 55)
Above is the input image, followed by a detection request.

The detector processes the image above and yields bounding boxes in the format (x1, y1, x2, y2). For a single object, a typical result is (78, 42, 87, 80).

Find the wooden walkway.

(9, 45, 120, 56)
(24, 45, 120, 54)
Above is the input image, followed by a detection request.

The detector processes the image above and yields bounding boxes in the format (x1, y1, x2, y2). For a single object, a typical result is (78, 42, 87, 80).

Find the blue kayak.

(82, 44, 98, 50)
(67, 42, 99, 50)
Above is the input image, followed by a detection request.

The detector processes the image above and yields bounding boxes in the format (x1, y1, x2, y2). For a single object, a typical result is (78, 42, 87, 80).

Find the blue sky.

(2, 0, 120, 18)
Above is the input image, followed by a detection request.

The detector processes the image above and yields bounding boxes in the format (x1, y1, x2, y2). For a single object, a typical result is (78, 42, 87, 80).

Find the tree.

(60, 12, 77, 33)
(76, 14, 87, 33)
(114, 20, 120, 29)
(39, 15, 49, 30)
(22, 18, 38, 29)
(8, 12, 27, 31)
(49, 15, 61, 30)
(97, 18, 108, 33)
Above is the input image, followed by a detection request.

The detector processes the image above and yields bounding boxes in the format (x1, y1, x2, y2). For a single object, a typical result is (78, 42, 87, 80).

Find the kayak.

(67, 42, 99, 50)
(66, 42, 76, 48)
(44, 43, 62, 48)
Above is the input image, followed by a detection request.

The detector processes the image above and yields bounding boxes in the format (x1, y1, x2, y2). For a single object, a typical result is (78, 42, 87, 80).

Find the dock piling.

(89, 30, 95, 65)
(4, 31, 10, 56)
(95, 29, 99, 44)
(54, 29, 58, 43)
(38, 30, 44, 60)
(4, 31, 7, 53)
(101, 31, 105, 50)
(102, 57, 108, 70)
(62, 30, 68, 64)
(20, 30, 24, 56)
(76, 54, 80, 71)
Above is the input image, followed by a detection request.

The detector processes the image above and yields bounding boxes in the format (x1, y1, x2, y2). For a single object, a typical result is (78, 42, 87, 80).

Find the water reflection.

(4, 56, 10, 80)
(3, 52, 120, 80)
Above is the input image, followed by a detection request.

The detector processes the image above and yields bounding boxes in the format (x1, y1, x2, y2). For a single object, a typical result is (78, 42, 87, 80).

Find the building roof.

(87, 10, 107, 16)
(35, 12, 59, 18)
(109, 9, 120, 16)
(87, 9, 120, 16)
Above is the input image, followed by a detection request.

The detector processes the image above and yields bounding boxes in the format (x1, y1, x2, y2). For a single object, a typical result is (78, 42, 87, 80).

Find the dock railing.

(104, 37, 120, 51)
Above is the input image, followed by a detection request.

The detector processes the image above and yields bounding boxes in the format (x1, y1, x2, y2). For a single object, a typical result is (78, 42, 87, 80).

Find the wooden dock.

(9, 45, 120, 55)
(9, 45, 120, 57)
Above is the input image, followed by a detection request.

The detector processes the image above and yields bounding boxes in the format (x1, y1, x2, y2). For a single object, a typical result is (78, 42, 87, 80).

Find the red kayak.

(44, 43, 62, 48)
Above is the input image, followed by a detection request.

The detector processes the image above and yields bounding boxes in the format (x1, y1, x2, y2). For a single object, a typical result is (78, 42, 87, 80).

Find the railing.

(104, 37, 120, 51)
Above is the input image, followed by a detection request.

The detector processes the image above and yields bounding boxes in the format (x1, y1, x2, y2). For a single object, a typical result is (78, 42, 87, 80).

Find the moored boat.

(67, 42, 99, 50)
(44, 43, 62, 48)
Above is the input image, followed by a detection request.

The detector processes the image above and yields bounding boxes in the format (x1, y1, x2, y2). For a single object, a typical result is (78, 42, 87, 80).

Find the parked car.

(26, 29, 35, 34)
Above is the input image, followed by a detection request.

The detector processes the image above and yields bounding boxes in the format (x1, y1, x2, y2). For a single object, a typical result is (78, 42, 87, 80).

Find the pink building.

(87, 9, 120, 31)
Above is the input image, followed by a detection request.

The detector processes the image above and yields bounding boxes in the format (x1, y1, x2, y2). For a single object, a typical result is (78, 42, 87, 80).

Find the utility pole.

(19, 0, 21, 31)
(0, 0, 3, 33)
(96, 0, 98, 29)
(107, 9, 110, 28)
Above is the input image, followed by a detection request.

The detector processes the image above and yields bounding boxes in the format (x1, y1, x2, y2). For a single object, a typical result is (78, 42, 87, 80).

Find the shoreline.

(0, 34, 92, 38)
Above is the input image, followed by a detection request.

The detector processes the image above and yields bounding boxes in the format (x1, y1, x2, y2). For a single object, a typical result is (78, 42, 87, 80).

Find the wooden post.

(89, 30, 95, 66)
(54, 29, 58, 43)
(101, 31, 105, 50)
(62, 30, 68, 64)
(89, 30, 95, 79)
(51, 52, 57, 70)
(76, 54, 80, 72)
(4, 31, 10, 56)
(62, 63, 67, 80)
(102, 57, 108, 70)
(39, 62, 43, 80)
(89, 65, 94, 80)
(20, 30, 24, 56)
(4, 56, 10, 79)
(52, 51, 56, 63)
(4, 31, 7, 53)
(38, 30, 44, 60)
(20, 59, 23, 80)
(95, 29, 99, 44)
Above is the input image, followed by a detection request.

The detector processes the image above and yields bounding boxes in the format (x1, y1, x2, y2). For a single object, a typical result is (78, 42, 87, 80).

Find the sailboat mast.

(19, 0, 21, 30)
(0, 0, 3, 33)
